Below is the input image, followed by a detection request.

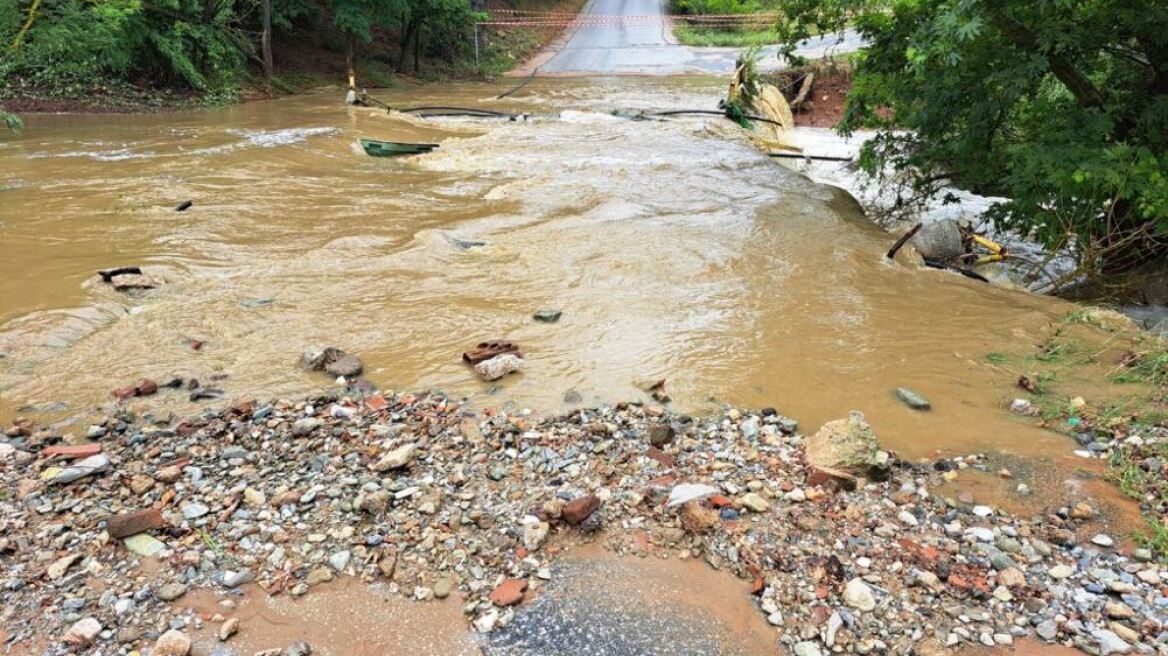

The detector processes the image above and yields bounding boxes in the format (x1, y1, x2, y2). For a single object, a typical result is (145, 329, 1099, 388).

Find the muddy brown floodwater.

(0, 76, 1148, 656)
(0, 77, 1093, 477)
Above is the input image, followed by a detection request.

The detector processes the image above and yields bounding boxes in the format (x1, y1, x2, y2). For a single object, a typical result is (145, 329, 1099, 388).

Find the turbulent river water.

(0, 77, 1084, 471)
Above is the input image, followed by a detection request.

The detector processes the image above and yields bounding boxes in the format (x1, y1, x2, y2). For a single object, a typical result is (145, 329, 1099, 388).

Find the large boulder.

(910, 220, 963, 261)
(300, 345, 363, 378)
(804, 411, 890, 481)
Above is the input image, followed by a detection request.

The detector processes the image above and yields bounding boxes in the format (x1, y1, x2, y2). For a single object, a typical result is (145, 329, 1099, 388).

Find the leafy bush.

(670, 0, 762, 16)
(775, 0, 1168, 277)
(2, 0, 480, 97)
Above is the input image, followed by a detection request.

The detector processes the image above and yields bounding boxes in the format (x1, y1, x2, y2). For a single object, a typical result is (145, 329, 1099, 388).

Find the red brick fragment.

(645, 446, 676, 468)
(709, 495, 733, 508)
(107, 509, 164, 539)
(43, 443, 102, 459)
(489, 578, 528, 606)
(562, 494, 600, 525)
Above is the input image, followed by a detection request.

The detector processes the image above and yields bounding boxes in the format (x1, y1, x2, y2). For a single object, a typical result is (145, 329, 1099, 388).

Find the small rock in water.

(894, 387, 931, 410)
(474, 354, 524, 381)
(300, 346, 363, 378)
(532, 309, 562, 323)
(325, 353, 363, 378)
(111, 273, 158, 291)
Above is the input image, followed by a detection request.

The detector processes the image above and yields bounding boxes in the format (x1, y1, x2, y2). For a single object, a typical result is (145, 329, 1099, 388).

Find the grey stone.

(894, 387, 931, 410)
(155, 583, 188, 601)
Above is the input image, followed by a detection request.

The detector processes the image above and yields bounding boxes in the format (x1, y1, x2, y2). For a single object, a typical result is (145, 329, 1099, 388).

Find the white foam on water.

(225, 126, 340, 147)
(28, 147, 157, 161)
(190, 126, 340, 155)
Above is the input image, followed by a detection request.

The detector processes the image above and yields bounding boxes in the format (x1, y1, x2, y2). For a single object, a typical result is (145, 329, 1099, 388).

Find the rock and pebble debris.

(3, 389, 1168, 656)
(474, 353, 525, 382)
(463, 341, 525, 382)
(300, 345, 364, 378)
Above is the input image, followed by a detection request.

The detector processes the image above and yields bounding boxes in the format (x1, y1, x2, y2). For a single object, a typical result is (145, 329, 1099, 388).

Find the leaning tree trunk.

(260, 0, 274, 80)
(413, 23, 423, 74)
(398, 18, 419, 73)
(346, 34, 356, 89)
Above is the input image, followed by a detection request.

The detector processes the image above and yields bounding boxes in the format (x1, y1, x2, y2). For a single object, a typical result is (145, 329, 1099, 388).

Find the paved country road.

(536, 0, 862, 75)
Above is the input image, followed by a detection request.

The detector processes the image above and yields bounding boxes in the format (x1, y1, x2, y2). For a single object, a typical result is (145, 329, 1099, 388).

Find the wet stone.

(893, 387, 931, 410)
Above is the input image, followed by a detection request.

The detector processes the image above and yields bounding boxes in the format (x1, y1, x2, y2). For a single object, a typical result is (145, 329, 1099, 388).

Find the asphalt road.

(538, 0, 862, 75)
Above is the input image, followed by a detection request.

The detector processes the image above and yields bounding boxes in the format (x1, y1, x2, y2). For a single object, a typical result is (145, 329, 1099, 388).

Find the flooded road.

(1, 77, 1076, 467)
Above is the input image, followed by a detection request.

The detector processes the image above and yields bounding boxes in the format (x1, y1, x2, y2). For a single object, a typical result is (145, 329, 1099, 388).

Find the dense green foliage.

(1, 0, 481, 97)
(3, 109, 22, 132)
(775, 0, 1168, 275)
(669, 0, 778, 48)
(670, 0, 766, 16)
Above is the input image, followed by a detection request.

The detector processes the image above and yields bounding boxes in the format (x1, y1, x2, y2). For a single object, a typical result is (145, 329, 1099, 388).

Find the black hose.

(647, 109, 788, 127)
(397, 106, 516, 117)
(923, 258, 990, 283)
(886, 222, 923, 260)
(415, 111, 519, 119)
(496, 68, 538, 100)
(769, 152, 853, 162)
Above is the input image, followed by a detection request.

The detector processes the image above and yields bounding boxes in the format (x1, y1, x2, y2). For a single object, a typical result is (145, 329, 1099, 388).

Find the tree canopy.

(1, 0, 480, 96)
(776, 0, 1168, 276)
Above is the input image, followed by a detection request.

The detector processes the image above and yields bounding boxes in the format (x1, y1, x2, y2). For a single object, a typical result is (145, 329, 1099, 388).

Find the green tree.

(3, 110, 22, 134)
(775, 0, 1168, 277)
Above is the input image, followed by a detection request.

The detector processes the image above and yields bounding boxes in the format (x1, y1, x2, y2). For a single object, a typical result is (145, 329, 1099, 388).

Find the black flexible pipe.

(398, 106, 516, 117)
(647, 109, 788, 127)
(923, 258, 990, 283)
(770, 152, 853, 162)
(496, 68, 538, 99)
(416, 111, 519, 118)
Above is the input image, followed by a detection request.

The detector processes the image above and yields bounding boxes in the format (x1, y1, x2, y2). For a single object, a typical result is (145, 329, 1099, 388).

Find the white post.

(474, 23, 480, 69)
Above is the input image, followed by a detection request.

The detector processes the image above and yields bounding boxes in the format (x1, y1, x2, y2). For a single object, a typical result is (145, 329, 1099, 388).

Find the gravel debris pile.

(3, 390, 1168, 655)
